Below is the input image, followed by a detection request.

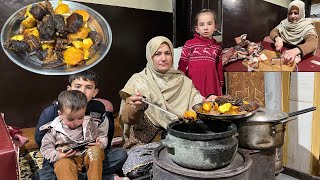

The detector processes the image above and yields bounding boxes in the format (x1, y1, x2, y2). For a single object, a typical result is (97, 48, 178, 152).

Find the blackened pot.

(162, 120, 238, 170)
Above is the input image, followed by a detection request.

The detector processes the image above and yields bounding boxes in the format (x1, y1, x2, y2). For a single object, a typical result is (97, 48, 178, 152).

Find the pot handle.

(280, 117, 297, 124)
(161, 137, 175, 153)
(288, 107, 316, 117)
(281, 106, 317, 124)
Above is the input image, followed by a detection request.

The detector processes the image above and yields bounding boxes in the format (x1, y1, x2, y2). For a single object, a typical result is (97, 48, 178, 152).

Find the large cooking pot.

(162, 120, 238, 170)
(237, 107, 316, 150)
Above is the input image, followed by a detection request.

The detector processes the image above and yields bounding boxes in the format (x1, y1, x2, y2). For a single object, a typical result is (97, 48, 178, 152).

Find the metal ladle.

(140, 97, 195, 125)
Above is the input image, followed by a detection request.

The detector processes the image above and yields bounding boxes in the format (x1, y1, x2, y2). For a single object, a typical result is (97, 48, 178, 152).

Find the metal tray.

(1, 0, 112, 75)
(192, 101, 260, 121)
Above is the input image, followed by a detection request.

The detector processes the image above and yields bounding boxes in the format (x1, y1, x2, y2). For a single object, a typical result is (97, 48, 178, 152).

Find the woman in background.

(270, 0, 318, 64)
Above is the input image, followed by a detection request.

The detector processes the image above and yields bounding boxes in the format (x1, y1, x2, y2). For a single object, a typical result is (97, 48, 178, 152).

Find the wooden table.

(224, 41, 320, 72)
(242, 49, 296, 71)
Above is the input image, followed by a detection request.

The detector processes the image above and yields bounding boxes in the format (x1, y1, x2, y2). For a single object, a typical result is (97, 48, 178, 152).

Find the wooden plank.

(281, 72, 291, 165)
(310, 72, 320, 175)
(242, 49, 296, 71)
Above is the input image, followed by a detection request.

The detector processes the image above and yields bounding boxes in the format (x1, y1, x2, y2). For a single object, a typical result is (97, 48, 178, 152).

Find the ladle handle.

(288, 107, 317, 117)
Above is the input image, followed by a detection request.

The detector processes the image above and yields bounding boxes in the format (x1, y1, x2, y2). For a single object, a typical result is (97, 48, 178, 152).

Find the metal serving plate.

(192, 102, 260, 121)
(1, 1, 112, 75)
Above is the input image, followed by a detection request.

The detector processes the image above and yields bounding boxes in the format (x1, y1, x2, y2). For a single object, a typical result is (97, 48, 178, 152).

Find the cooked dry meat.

(55, 38, 70, 50)
(29, 0, 53, 20)
(88, 31, 101, 45)
(53, 14, 67, 37)
(66, 13, 83, 33)
(36, 49, 48, 60)
(215, 96, 231, 106)
(239, 104, 254, 112)
(25, 35, 40, 52)
(214, 96, 244, 106)
(88, 44, 100, 59)
(38, 15, 55, 40)
(4, 40, 30, 53)
(40, 48, 65, 68)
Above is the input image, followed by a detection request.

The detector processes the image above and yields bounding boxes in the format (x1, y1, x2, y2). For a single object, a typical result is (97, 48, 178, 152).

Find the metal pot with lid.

(237, 107, 316, 150)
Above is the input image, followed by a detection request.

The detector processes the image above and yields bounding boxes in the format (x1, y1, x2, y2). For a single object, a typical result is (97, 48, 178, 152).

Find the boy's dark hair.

(68, 70, 99, 88)
(192, 9, 217, 33)
(58, 90, 87, 114)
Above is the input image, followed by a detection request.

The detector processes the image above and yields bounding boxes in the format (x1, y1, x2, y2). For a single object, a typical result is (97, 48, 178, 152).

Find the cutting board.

(242, 49, 296, 71)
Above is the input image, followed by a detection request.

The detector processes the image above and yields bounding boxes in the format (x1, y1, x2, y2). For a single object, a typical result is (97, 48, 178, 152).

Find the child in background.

(40, 90, 107, 180)
(178, 9, 224, 97)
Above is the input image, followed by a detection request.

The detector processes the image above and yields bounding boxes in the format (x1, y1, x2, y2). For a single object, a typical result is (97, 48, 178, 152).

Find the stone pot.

(162, 120, 238, 170)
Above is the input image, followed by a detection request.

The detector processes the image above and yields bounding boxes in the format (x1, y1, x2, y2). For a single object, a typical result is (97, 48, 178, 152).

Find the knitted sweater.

(178, 34, 224, 97)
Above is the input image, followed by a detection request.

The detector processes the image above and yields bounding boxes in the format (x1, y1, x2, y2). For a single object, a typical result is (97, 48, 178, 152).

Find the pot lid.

(246, 108, 288, 122)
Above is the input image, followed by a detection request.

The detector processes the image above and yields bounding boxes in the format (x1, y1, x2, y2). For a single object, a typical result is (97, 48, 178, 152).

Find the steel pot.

(237, 107, 316, 150)
(162, 120, 238, 170)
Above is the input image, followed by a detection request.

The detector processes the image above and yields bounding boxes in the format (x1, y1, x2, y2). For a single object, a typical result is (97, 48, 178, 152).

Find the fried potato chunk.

(63, 47, 84, 65)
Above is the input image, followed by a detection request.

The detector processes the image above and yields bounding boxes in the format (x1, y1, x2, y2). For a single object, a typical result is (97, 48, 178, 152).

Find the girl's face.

(152, 43, 173, 74)
(59, 107, 85, 130)
(288, 6, 299, 23)
(195, 12, 216, 39)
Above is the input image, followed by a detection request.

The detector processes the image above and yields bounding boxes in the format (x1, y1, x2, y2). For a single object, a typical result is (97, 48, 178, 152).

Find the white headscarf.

(276, 0, 317, 45)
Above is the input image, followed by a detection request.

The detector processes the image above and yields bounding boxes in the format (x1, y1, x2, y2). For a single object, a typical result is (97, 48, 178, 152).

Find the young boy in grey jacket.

(40, 90, 107, 180)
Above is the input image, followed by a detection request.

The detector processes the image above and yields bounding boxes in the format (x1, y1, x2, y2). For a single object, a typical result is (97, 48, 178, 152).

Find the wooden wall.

(0, 0, 173, 127)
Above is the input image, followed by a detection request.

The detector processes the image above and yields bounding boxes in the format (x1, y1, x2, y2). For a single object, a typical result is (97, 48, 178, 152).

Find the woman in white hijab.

(269, 0, 318, 64)
(119, 36, 216, 178)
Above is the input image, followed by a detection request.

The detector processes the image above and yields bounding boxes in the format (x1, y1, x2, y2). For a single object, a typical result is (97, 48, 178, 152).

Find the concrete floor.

(276, 173, 299, 180)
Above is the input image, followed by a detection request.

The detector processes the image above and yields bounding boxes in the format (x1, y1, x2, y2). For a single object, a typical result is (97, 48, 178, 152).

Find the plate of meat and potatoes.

(1, 0, 112, 75)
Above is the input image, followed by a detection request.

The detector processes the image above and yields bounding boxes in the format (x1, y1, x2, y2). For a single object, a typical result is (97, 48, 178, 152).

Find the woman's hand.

(283, 48, 301, 64)
(57, 149, 76, 159)
(128, 92, 146, 111)
(275, 37, 284, 52)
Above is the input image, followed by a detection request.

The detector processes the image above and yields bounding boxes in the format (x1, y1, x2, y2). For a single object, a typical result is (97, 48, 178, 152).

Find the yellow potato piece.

(82, 38, 93, 49)
(72, 41, 84, 49)
(55, 3, 70, 14)
(202, 102, 212, 112)
(83, 49, 90, 60)
(218, 103, 232, 114)
(11, 35, 24, 41)
(24, 27, 39, 38)
(68, 27, 90, 41)
(21, 16, 36, 29)
(63, 47, 84, 65)
(184, 111, 197, 120)
(41, 43, 55, 50)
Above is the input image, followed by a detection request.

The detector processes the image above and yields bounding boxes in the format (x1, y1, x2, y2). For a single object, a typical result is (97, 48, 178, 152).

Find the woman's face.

(152, 43, 173, 73)
(288, 6, 299, 23)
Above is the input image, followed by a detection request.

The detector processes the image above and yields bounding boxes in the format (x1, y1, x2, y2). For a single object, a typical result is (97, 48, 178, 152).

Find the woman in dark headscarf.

(270, 0, 318, 64)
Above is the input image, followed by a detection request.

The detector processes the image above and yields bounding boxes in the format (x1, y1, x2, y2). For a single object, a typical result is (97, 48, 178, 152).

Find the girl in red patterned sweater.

(178, 9, 224, 97)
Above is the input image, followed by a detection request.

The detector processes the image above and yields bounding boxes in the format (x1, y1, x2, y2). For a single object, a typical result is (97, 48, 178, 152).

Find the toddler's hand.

(58, 149, 76, 159)
(87, 140, 103, 149)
